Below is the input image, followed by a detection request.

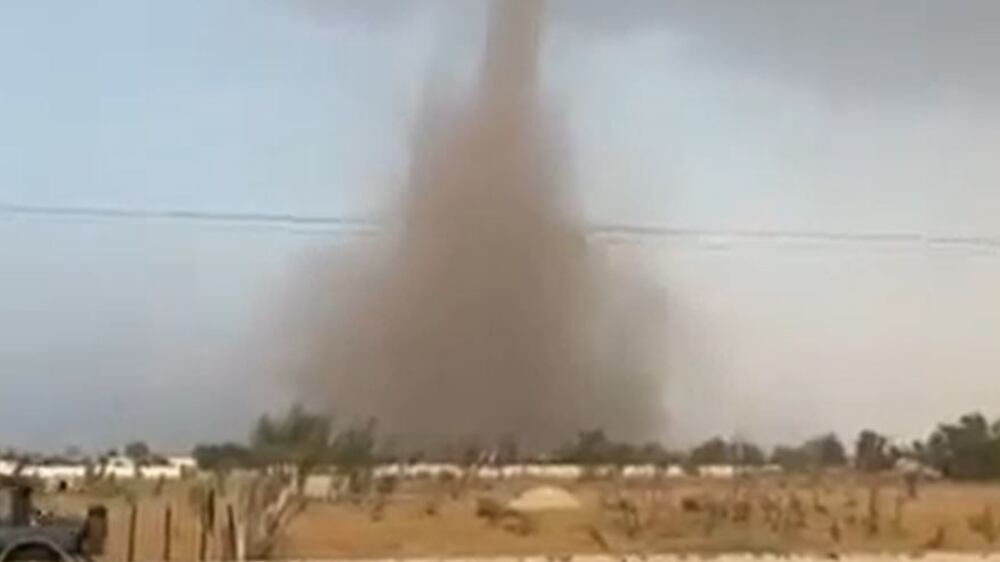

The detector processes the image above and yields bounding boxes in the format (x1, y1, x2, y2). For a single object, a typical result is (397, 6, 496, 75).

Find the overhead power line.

(0, 203, 376, 230)
(590, 223, 1000, 251)
(3, 202, 1000, 253)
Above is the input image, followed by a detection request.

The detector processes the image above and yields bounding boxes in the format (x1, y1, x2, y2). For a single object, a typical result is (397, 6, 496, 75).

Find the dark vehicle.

(0, 478, 106, 562)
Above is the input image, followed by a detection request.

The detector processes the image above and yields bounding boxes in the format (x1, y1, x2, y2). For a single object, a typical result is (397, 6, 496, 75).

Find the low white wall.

(371, 463, 708, 480)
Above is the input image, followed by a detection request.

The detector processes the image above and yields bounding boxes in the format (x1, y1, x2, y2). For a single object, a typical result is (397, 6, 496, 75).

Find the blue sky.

(2, 0, 1000, 451)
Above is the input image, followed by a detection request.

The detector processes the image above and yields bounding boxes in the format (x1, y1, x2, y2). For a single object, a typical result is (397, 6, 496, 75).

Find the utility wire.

(0, 203, 376, 230)
(3, 202, 999, 253)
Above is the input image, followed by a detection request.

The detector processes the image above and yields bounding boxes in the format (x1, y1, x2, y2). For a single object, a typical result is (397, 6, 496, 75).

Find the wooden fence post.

(126, 503, 138, 562)
(225, 504, 237, 561)
(198, 519, 208, 562)
(162, 505, 172, 562)
(198, 488, 216, 562)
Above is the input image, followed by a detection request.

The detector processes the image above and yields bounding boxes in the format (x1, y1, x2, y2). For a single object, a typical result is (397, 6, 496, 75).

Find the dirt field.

(35, 474, 1000, 561)
(274, 475, 1000, 559)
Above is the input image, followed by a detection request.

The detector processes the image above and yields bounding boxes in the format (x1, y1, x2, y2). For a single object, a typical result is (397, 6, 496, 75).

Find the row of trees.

(920, 413, 1000, 479)
(1, 441, 163, 467)
(553, 414, 1000, 480)
(553, 430, 841, 471)
(190, 406, 1000, 482)
(192, 404, 377, 480)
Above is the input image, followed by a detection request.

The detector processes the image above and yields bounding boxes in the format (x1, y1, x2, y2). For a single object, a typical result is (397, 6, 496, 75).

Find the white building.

(94, 455, 193, 480)
(101, 456, 139, 479)
(19, 464, 87, 481)
(167, 456, 197, 472)
(697, 464, 738, 479)
(140, 465, 183, 480)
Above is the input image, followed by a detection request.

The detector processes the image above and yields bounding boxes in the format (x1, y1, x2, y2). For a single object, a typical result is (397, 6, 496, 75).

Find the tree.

(554, 429, 613, 465)
(124, 441, 152, 464)
(771, 434, 847, 472)
(608, 442, 639, 466)
(192, 443, 257, 471)
(855, 429, 893, 472)
(730, 440, 766, 466)
(330, 419, 377, 467)
(64, 446, 83, 460)
(689, 437, 730, 466)
(806, 434, 848, 467)
(459, 439, 484, 467)
(909, 439, 928, 462)
(330, 418, 378, 492)
(924, 412, 1000, 480)
(683, 438, 765, 467)
(638, 442, 677, 466)
(251, 403, 333, 484)
(771, 445, 810, 472)
(496, 435, 520, 465)
(919, 431, 950, 471)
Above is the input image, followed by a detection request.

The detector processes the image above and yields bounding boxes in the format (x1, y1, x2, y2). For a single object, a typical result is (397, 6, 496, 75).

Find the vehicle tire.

(1, 544, 68, 562)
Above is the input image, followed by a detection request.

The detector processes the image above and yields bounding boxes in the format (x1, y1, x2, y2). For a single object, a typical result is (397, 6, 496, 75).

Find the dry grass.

(36, 474, 1000, 561)
(273, 482, 602, 559)
(276, 475, 1000, 560)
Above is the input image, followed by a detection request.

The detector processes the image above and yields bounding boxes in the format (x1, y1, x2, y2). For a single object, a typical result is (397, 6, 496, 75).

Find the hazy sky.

(2, 0, 1000, 452)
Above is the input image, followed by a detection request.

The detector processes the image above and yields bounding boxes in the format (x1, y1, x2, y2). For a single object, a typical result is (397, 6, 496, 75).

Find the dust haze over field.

(6, 0, 1000, 453)
(284, 1, 666, 451)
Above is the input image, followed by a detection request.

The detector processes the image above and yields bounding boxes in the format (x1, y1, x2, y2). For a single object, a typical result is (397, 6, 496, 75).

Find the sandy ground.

(35, 475, 1000, 561)
(274, 476, 1000, 560)
(244, 552, 1000, 562)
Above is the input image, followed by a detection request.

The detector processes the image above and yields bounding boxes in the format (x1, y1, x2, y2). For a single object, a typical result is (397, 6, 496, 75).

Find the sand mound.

(507, 486, 581, 512)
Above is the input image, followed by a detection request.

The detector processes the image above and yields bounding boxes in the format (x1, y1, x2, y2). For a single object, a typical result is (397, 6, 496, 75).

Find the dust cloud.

(288, 0, 666, 452)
